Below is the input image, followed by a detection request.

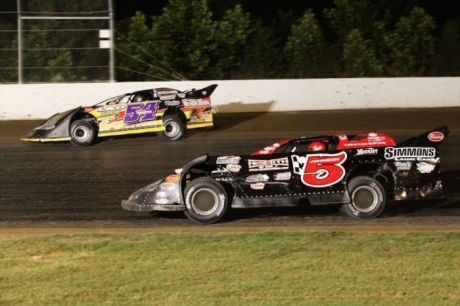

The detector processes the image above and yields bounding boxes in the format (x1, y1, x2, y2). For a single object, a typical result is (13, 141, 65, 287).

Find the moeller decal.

(292, 152, 347, 187)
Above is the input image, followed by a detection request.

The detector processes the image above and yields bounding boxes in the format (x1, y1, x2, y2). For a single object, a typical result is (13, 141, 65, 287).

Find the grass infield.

(1, 231, 459, 306)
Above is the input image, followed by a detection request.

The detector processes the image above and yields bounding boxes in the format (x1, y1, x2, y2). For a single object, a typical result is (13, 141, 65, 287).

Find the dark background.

(1, 0, 459, 23)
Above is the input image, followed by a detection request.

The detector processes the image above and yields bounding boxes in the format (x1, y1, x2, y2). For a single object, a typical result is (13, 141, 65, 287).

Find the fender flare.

(177, 155, 210, 204)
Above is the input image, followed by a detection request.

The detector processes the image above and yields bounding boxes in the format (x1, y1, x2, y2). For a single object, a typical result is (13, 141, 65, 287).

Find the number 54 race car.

(21, 84, 218, 146)
(122, 126, 449, 224)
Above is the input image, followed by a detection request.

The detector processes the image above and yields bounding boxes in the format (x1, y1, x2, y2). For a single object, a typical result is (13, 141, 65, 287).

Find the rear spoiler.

(185, 84, 218, 99)
(397, 125, 449, 147)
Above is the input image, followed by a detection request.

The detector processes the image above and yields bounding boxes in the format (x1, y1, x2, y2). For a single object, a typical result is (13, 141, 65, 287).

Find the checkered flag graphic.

(291, 155, 306, 175)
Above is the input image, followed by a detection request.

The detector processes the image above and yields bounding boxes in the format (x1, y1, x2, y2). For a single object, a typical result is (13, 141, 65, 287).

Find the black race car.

(122, 126, 449, 224)
(21, 84, 218, 146)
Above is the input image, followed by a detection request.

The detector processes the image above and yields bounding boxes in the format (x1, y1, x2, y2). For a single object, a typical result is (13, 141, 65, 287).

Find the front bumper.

(121, 200, 186, 212)
(121, 178, 185, 212)
(21, 109, 78, 143)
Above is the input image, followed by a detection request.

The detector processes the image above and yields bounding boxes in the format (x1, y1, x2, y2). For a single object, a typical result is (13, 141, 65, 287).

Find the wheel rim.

(190, 188, 219, 215)
(164, 121, 180, 138)
(73, 126, 91, 143)
(352, 186, 379, 212)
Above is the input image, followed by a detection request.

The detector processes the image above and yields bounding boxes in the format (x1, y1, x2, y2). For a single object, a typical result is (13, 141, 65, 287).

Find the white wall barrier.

(0, 78, 459, 120)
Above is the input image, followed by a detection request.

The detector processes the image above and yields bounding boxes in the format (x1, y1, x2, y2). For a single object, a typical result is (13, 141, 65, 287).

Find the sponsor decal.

(435, 180, 442, 189)
(217, 156, 241, 164)
(292, 152, 347, 187)
(212, 168, 229, 174)
(100, 110, 121, 118)
(248, 158, 289, 172)
(367, 133, 386, 142)
(274, 172, 291, 181)
(344, 140, 387, 147)
(355, 148, 378, 156)
(182, 99, 211, 107)
(157, 90, 178, 101)
(428, 132, 444, 142)
(159, 94, 177, 100)
(155, 191, 168, 198)
(259, 146, 277, 154)
(384, 147, 436, 161)
(250, 183, 265, 190)
(97, 105, 126, 112)
(158, 90, 178, 95)
(394, 161, 412, 171)
(164, 100, 180, 106)
(215, 176, 234, 182)
(155, 198, 169, 204)
(416, 162, 436, 173)
(259, 142, 281, 154)
(160, 182, 176, 190)
(165, 174, 180, 182)
(246, 174, 269, 182)
(226, 164, 241, 172)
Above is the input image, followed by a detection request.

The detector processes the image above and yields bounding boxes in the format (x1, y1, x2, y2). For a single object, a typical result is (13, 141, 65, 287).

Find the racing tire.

(158, 116, 185, 141)
(341, 176, 386, 219)
(184, 177, 228, 224)
(70, 120, 96, 147)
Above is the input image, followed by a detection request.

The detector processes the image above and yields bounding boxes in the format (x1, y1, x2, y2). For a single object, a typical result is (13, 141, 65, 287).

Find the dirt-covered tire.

(342, 176, 386, 219)
(184, 177, 228, 224)
(158, 116, 185, 141)
(70, 120, 96, 146)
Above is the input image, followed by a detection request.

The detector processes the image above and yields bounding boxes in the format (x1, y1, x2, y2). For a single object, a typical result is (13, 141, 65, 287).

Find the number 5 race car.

(21, 84, 218, 146)
(122, 126, 449, 224)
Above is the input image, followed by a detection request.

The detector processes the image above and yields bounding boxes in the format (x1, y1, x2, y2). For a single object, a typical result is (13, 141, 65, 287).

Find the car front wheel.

(184, 177, 228, 224)
(70, 120, 96, 146)
(342, 176, 386, 219)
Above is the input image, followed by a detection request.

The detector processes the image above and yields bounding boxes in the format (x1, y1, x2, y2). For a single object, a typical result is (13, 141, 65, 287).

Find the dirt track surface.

(1, 107, 460, 240)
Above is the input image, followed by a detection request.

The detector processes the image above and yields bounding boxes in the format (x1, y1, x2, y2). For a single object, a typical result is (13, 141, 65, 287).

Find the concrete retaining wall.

(0, 77, 458, 120)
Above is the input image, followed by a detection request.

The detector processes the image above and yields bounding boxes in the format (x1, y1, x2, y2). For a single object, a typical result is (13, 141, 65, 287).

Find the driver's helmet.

(308, 141, 326, 152)
(133, 94, 147, 102)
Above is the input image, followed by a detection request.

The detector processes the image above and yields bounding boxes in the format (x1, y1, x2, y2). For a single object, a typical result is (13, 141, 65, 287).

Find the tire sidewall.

(70, 120, 96, 146)
(342, 176, 386, 219)
(184, 178, 227, 224)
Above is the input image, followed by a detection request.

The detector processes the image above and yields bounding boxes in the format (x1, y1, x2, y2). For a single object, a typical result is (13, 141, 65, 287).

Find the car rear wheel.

(158, 116, 185, 141)
(184, 177, 227, 224)
(342, 176, 386, 219)
(70, 120, 96, 146)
